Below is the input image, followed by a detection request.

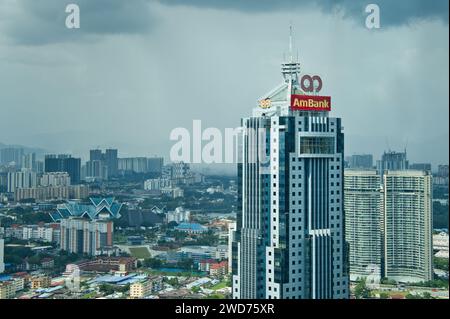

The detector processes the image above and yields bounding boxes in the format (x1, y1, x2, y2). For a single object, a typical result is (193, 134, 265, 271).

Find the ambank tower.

(231, 33, 349, 299)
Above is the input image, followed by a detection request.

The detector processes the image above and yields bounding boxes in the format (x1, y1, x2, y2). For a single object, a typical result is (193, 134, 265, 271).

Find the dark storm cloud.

(2, 0, 156, 45)
(159, 0, 449, 26)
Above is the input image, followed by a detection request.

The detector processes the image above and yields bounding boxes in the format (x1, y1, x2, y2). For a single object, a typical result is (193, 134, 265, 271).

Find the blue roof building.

(175, 223, 208, 234)
(49, 197, 123, 222)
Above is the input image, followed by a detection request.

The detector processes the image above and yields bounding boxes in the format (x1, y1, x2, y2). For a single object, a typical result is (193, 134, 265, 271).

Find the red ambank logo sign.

(290, 94, 331, 112)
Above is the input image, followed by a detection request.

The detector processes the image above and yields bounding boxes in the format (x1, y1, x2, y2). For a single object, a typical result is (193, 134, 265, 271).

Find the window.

(299, 136, 334, 154)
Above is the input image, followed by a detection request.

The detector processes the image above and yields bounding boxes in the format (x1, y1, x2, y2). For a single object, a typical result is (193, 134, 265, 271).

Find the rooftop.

(49, 197, 123, 222)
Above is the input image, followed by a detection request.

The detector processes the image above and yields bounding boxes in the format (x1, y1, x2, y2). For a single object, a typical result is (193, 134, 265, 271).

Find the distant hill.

(0, 142, 47, 158)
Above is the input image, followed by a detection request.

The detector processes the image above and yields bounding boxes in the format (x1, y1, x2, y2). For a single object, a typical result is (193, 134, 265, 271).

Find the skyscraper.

(344, 170, 383, 281)
(86, 149, 119, 179)
(147, 157, 164, 175)
(105, 149, 119, 177)
(22, 153, 36, 171)
(232, 32, 348, 299)
(376, 150, 409, 173)
(7, 170, 38, 193)
(383, 170, 433, 283)
(44, 155, 81, 184)
(0, 238, 4, 274)
(345, 168, 434, 284)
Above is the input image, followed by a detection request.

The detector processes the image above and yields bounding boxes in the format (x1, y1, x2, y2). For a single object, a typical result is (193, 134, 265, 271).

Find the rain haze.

(0, 0, 448, 172)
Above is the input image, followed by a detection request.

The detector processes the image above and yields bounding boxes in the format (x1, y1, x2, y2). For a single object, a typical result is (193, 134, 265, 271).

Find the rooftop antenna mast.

(289, 22, 293, 62)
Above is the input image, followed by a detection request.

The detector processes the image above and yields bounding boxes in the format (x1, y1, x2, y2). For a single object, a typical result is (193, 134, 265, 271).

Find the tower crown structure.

(281, 25, 301, 84)
(254, 26, 329, 118)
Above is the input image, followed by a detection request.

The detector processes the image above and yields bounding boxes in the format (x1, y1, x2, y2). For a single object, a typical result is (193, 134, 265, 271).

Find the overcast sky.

(0, 0, 448, 170)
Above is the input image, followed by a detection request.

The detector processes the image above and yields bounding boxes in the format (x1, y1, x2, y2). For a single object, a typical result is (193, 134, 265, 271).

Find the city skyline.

(0, 1, 448, 168)
(0, 0, 448, 303)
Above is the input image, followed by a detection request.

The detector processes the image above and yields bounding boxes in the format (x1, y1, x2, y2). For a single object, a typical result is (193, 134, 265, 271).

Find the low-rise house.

(0, 281, 15, 299)
(31, 276, 51, 289)
(209, 261, 228, 277)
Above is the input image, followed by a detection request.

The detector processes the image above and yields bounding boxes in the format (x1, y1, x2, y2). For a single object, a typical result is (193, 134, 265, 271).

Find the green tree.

(165, 277, 179, 288)
(380, 277, 397, 285)
(379, 292, 390, 299)
(354, 278, 371, 299)
(434, 257, 449, 271)
(177, 258, 194, 270)
(143, 258, 163, 269)
(422, 292, 432, 299)
(99, 284, 115, 296)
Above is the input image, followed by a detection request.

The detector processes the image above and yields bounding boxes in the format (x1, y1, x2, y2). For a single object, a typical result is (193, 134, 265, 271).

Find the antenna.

(289, 22, 293, 62)
(405, 137, 408, 154)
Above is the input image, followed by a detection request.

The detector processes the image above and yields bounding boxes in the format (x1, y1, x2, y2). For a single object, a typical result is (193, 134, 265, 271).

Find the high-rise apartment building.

(40, 172, 71, 187)
(104, 149, 119, 177)
(22, 153, 36, 171)
(87, 149, 119, 179)
(147, 157, 164, 174)
(44, 155, 81, 184)
(344, 170, 383, 281)
(0, 238, 5, 274)
(345, 169, 434, 283)
(60, 218, 114, 256)
(232, 34, 348, 299)
(7, 170, 38, 192)
(376, 151, 409, 173)
(383, 170, 433, 283)
(86, 160, 108, 181)
(118, 157, 147, 173)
